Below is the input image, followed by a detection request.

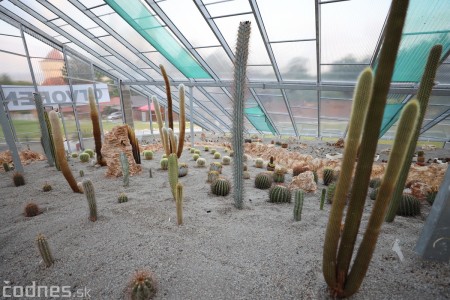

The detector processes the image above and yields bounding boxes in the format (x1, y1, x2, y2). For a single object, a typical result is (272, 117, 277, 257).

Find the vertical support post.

(20, 25, 38, 93)
(90, 62, 104, 138)
(0, 87, 23, 173)
(58, 104, 71, 153)
(2, 86, 19, 142)
(189, 84, 195, 147)
(315, 0, 322, 138)
(147, 96, 154, 135)
(63, 47, 84, 150)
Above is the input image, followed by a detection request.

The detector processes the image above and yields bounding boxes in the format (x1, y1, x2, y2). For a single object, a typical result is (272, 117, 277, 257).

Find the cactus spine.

(293, 189, 304, 221)
(322, 1, 416, 296)
(231, 21, 251, 209)
(88, 88, 107, 166)
(176, 183, 183, 225)
(33, 93, 54, 167)
(36, 234, 54, 267)
(82, 179, 97, 222)
(120, 152, 130, 187)
(48, 111, 81, 193)
(168, 153, 178, 199)
(320, 188, 326, 210)
(385, 44, 443, 222)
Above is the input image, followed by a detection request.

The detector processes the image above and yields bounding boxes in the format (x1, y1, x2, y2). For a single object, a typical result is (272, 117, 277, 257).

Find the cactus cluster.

(13, 172, 25, 187)
(36, 233, 54, 267)
(222, 156, 231, 165)
(118, 193, 128, 203)
(397, 194, 421, 217)
(143, 150, 153, 160)
(79, 153, 90, 163)
(255, 172, 273, 190)
(211, 177, 231, 196)
(24, 202, 39, 217)
(255, 158, 264, 168)
(82, 179, 97, 222)
(269, 185, 291, 203)
(322, 168, 334, 186)
(178, 163, 188, 177)
(128, 270, 158, 300)
(196, 158, 206, 167)
(293, 189, 304, 221)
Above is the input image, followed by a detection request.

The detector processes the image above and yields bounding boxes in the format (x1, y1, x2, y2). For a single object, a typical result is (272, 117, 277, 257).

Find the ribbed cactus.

(313, 170, 318, 184)
(120, 152, 130, 187)
(176, 182, 183, 225)
(88, 88, 107, 166)
(13, 171, 25, 187)
(79, 153, 90, 163)
(43, 111, 59, 170)
(207, 171, 220, 183)
(48, 111, 81, 193)
(426, 188, 438, 205)
(231, 21, 251, 210)
(190, 148, 196, 154)
(143, 150, 153, 160)
(320, 188, 326, 210)
(255, 172, 273, 190)
(2, 162, 10, 172)
(196, 158, 206, 167)
(128, 270, 158, 300)
(269, 185, 291, 203)
(178, 162, 188, 177)
(118, 193, 128, 203)
(36, 234, 54, 267)
(152, 97, 169, 157)
(322, 168, 334, 186)
(210, 162, 222, 174)
(214, 152, 221, 159)
(385, 44, 443, 222)
(369, 178, 382, 189)
(397, 194, 421, 217)
(327, 184, 336, 204)
(194, 149, 201, 155)
(211, 177, 231, 196)
(126, 125, 141, 165)
(193, 154, 200, 161)
(84, 149, 94, 158)
(82, 179, 97, 222)
(322, 1, 417, 296)
(177, 84, 186, 158)
(255, 158, 264, 168)
(293, 189, 304, 221)
(204, 146, 209, 151)
(273, 168, 285, 183)
(160, 158, 168, 170)
(168, 153, 179, 197)
(369, 188, 379, 200)
(33, 93, 54, 167)
(222, 156, 231, 165)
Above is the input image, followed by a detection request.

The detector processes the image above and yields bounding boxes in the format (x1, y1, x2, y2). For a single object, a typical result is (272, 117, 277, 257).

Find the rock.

(101, 125, 142, 177)
(289, 171, 317, 193)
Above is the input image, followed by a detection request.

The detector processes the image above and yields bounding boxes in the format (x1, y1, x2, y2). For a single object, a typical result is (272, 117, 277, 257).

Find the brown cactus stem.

(176, 84, 186, 158)
(152, 97, 170, 156)
(160, 64, 173, 130)
(343, 100, 419, 297)
(335, 0, 409, 292)
(88, 88, 107, 166)
(168, 128, 177, 155)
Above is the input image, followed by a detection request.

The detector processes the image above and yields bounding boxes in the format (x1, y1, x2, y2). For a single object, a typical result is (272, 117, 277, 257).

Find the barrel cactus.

(204, 146, 209, 151)
(210, 162, 222, 174)
(313, 170, 318, 184)
(322, 168, 334, 185)
(194, 149, 201, 155)
(273, 168, 285, 183)
(143, 150, 153, 160)
(211, 149, 216, 154)
(369, 187, 379, 200)
(211, 177, 231, 196)
(190, 148, 196, 153)
(84, 149, 94, 158)
(397, 194, 421, 217)
(214, 152, 221, 159)
(269, 185, 291, 203)
(196, 158, 206, 167)
(222, 156, 231, 165)
(207, 171, 220, 183)
(160, 158, 168, 170)
(79, 153, 90, 163)
(118, 193, 128, 203)
(71, 152, 78, 158)
(426, 186, 438, 205)
(13, 172, 25, 187)
(369, 178, 382, 188)
(255, 172, 273, 189)
(193, 154, 200, 161)
(255, 158, 264, 168)
(178, 163, 188, 177)
(128, 270, 158, 300)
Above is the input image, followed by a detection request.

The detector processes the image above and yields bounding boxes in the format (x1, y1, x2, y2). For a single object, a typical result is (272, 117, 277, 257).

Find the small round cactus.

(207, 171, 220, 183)
(143, 150, 153, 160)
(369, 188, 379, 200)
(222, 156, 231, 165)
(178, 163, 188, 177)
(128, 270, 158, 300)
(13, 172, 25, 187)
(243, 171, 250, 179)
(43, 182, 52, 192)
(204, 146, 209, 151)
(269, 185, 292, 203)
(214, 152, 221, 159)
(118, 193, 128, 203)
(397, 194, 421, 217)
(194, 149, 201, 155)
(84, 149, 94, 158)
(322, 168, 334, 186)
(255, 172, 273, 189)
(190, 148, 196, 153)
(196, 158, 206, 167)
(255, 158, 264, 168)
(426, 188, 438, 205)
(211, 177, 231, 196)
(369, 178, 382, 189)
(211, 149, 216, 154)
(79, 153, 90, 163)
(243, 163, 248, 171)
(193, 154, 200, 161)
(24, 202, 39, 217)
(160, 158, 168, 170)
(209, 162, 222, 174)
(71, 152, 78, 158)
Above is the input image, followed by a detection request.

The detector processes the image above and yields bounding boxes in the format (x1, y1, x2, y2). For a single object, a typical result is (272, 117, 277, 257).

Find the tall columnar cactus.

(88, 88, 107, 166)
(231, 21, 251, 210)
(322, 1, 416, 296)
(176, 84, 186, 158)
(33, 93, 54, 167)
(168, 153, 179, 199)
(82, 179, 97, 222)
(36, 233, 54, 267)
(120, 152, 130, 187)
(176, 183, 183, 225)
(320, 188, 326, 210)
(48, 111, 81, 193)
(152, 97, 169, 157)
(293, 189, 304, 221)
(44, 111, 60, 171)
(160, 64, 174, 130)
(385, 44, 443, 222)
(127, 125, 141, 165)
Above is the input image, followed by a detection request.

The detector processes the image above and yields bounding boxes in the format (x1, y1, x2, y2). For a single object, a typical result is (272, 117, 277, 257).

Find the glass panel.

(24, 33, 61, 58)
(257, 92, 288, 114)
(321, 64, 368, 83)
(320, 99, 352, 119)
(0, 35, 26, 55)
(54, 35, 70, 44)
(321, 0, 390, 64)
(19, 0, 58, 20)
(429, 95, 450, 105)
(158, 0, 219, 47)
(285, 89, 317, 108)
(291, 107, 317, 119)
(206, 0, 251, 17)
(214, 14, 271, 65)
(47, 0, 98, 29)
(0, 19, 20, 36)
(105, 56, 144, 80)
(258, 0, 315, 41)
(247, 66, 276, 81)
(272, 41, 317, 81)
(78, 0, 106, 9)
(320, 119, 348, 136)
(420, 117, 450, 140)
(91, 5, 115, 16)
(196, 47, 233, 80)
(140, 68, 163, 80)
(88, 27, 108, 37)
(98, 36, 147, 67)
(423, 105, 449, 124)
(0, 52, 33, 84)
(62, 25, 111, 56)
(296, 123, 318, 136)
(436, 63, 450, 85)
(144, 52, 187, 80)
(52, 19, 67, 26)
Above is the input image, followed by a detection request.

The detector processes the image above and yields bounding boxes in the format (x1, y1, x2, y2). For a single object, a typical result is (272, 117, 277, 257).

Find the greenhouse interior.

(0, 0, 449, 299)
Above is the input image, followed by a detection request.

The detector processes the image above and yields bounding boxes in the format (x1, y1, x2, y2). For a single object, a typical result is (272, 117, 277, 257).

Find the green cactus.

(13, 172, 25, 187)
(207, 171, 220, 183)
(84, 149, 94, 158)
(322, 0, 418, 295)
(327, 184, 336, 204)
(194, 149, 201, 155)
(190, 148, 196, 154)
(36, 233, 54, 267)
(267, 156, 275, 171)
(222, 156, 231, 165)
(128, 270, 158, 300)
(82, 179, 97, 222)
(255, 158, 264, 168)
(143, 150, 153, 160)
(320, 188, 326, 210)
(71, 153, 78, 158)
(209, 162, 222, 174)
(426, 189, 438, 206)
(33, 93, 55, 167)
(196, 158, 206, 167)
(178, 162, 188, 177)
(118, 193, 128, 203)
(176, 183, 183, 225)
(162, 154, 167, 159)
(369, 178, 382, 189)
(193, 154, 200, 161)
(160, 158, 168, 170)
(79, 153, 90, 163)
(369, 188, 379, 200)
(269, 185, 291, 203)
(273, 169, 285, 183)
(322, 168, 334, 186)
(120, 152, 130, 187)
(397, 194, 421, 217)
(79, 170, 84, 177)
(211, 149, 216, 154)
(293, 189, 304, 221)
(214, 152, 221, 159)
(312, 170, 318, 184)
(2, 162, 10, 172)
(43, 182, 52, 192)
(168, 153, 179, 199)
(255, 172, 273, 190)
(211, 177, 231, 196)
(204, 146, 209, 151)
(243, 171, 250, 179)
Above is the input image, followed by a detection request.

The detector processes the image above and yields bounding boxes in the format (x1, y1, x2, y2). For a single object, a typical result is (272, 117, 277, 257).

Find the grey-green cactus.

(36, 233, 54, 267)
(160, 158, 169, 170)
(222, 156, 231, 165)
(255, 172, 273, 190)
(190, 148, 196, 154)
(397, 194, 421, 217)
(214, 152, 221, 159)
(33, 93, 54, 167)
(193, 154, 200, 161)
(209, 162, 222, 174)
(211, 177, 231, 196)
(79, 170, 84, 177)
(293, 189, 304, 221)
(79, 153, 90, 163)
(176, 183, 183, 225)
(196, 158, 206, 167)
(178, 162, 188, 177)
(2, 162, 10, 172)
(320, 188, 326, 210)
(273, 169, 285, 183)
(327, 184, 336, 204)
(82, 179, 97, 222)
(269, 185, 291, 203)
(84, 149, 94, 158)
(120, 152, 129, 187)
(369, 178, 381, 189)
(207, 171, 220, 183)
(369, 188, 379, 200)
(211, 149, 216, 154)
(255, 158, 264, 168)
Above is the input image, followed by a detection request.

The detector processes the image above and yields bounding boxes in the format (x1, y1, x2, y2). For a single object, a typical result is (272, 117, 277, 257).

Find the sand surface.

(1, 141, 449, 299)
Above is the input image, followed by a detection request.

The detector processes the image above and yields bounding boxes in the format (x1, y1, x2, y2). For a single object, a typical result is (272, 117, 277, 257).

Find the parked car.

(107, 111, 122, 120)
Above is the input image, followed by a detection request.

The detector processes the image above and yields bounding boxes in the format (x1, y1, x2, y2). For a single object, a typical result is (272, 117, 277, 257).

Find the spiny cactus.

(204, 146, 209, 151)
(243, 163, 248, 171)
(196, 158, 206, 167)
(88, 88, 107, 166)
(168, 153, 179, 199)
(313, 170, 318, 184)
(273, 168, 285, 183)
(267, 156, 275, 171)
(210, 162, 222, 174)
(128, 270, 158, 300)
(79, 170, 84, 177)
(160, 158, 168, 170)
(33, 93, 54, 167)
(369, 178, 381, 189)
(79, 153, 90, 163)
(243, 171, 250, 179)
(36, 234, 54, 267)
(13, 172, 25, 187)
(43, 182, 52, 192)
(176, 183, 183, 225)
(397, 194, 421, 217)
(194, 149, 201, 155)
(211, 177, 231, 196)
(71, 152, 78, 158)
(82, 179, 97, 222)
(255, 158, 264, 168)
(320, 188, 326, 210)
(326, 184, 336, 204)
(178, 162, 188, 177)
(84, 149, 94, 158)
(293, 189, 304, 221)
(255, 172, 273, 190)
(369, 188, 379, 200)
(269, 185, 291, 203)
(222, 156, 231, 165)
(207, 171, 220, 183)
(24, 202, 39, 217)
(214, 152, 221, 159)
(190, 148, 196, 154)
(118, 193, 128, 203)
(120, 152, 130, 187)
(193, 154, 200, 161)
(322, 168, 334, 186)
(211, 149, 216, 154)
(143, 150, 153, 160)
